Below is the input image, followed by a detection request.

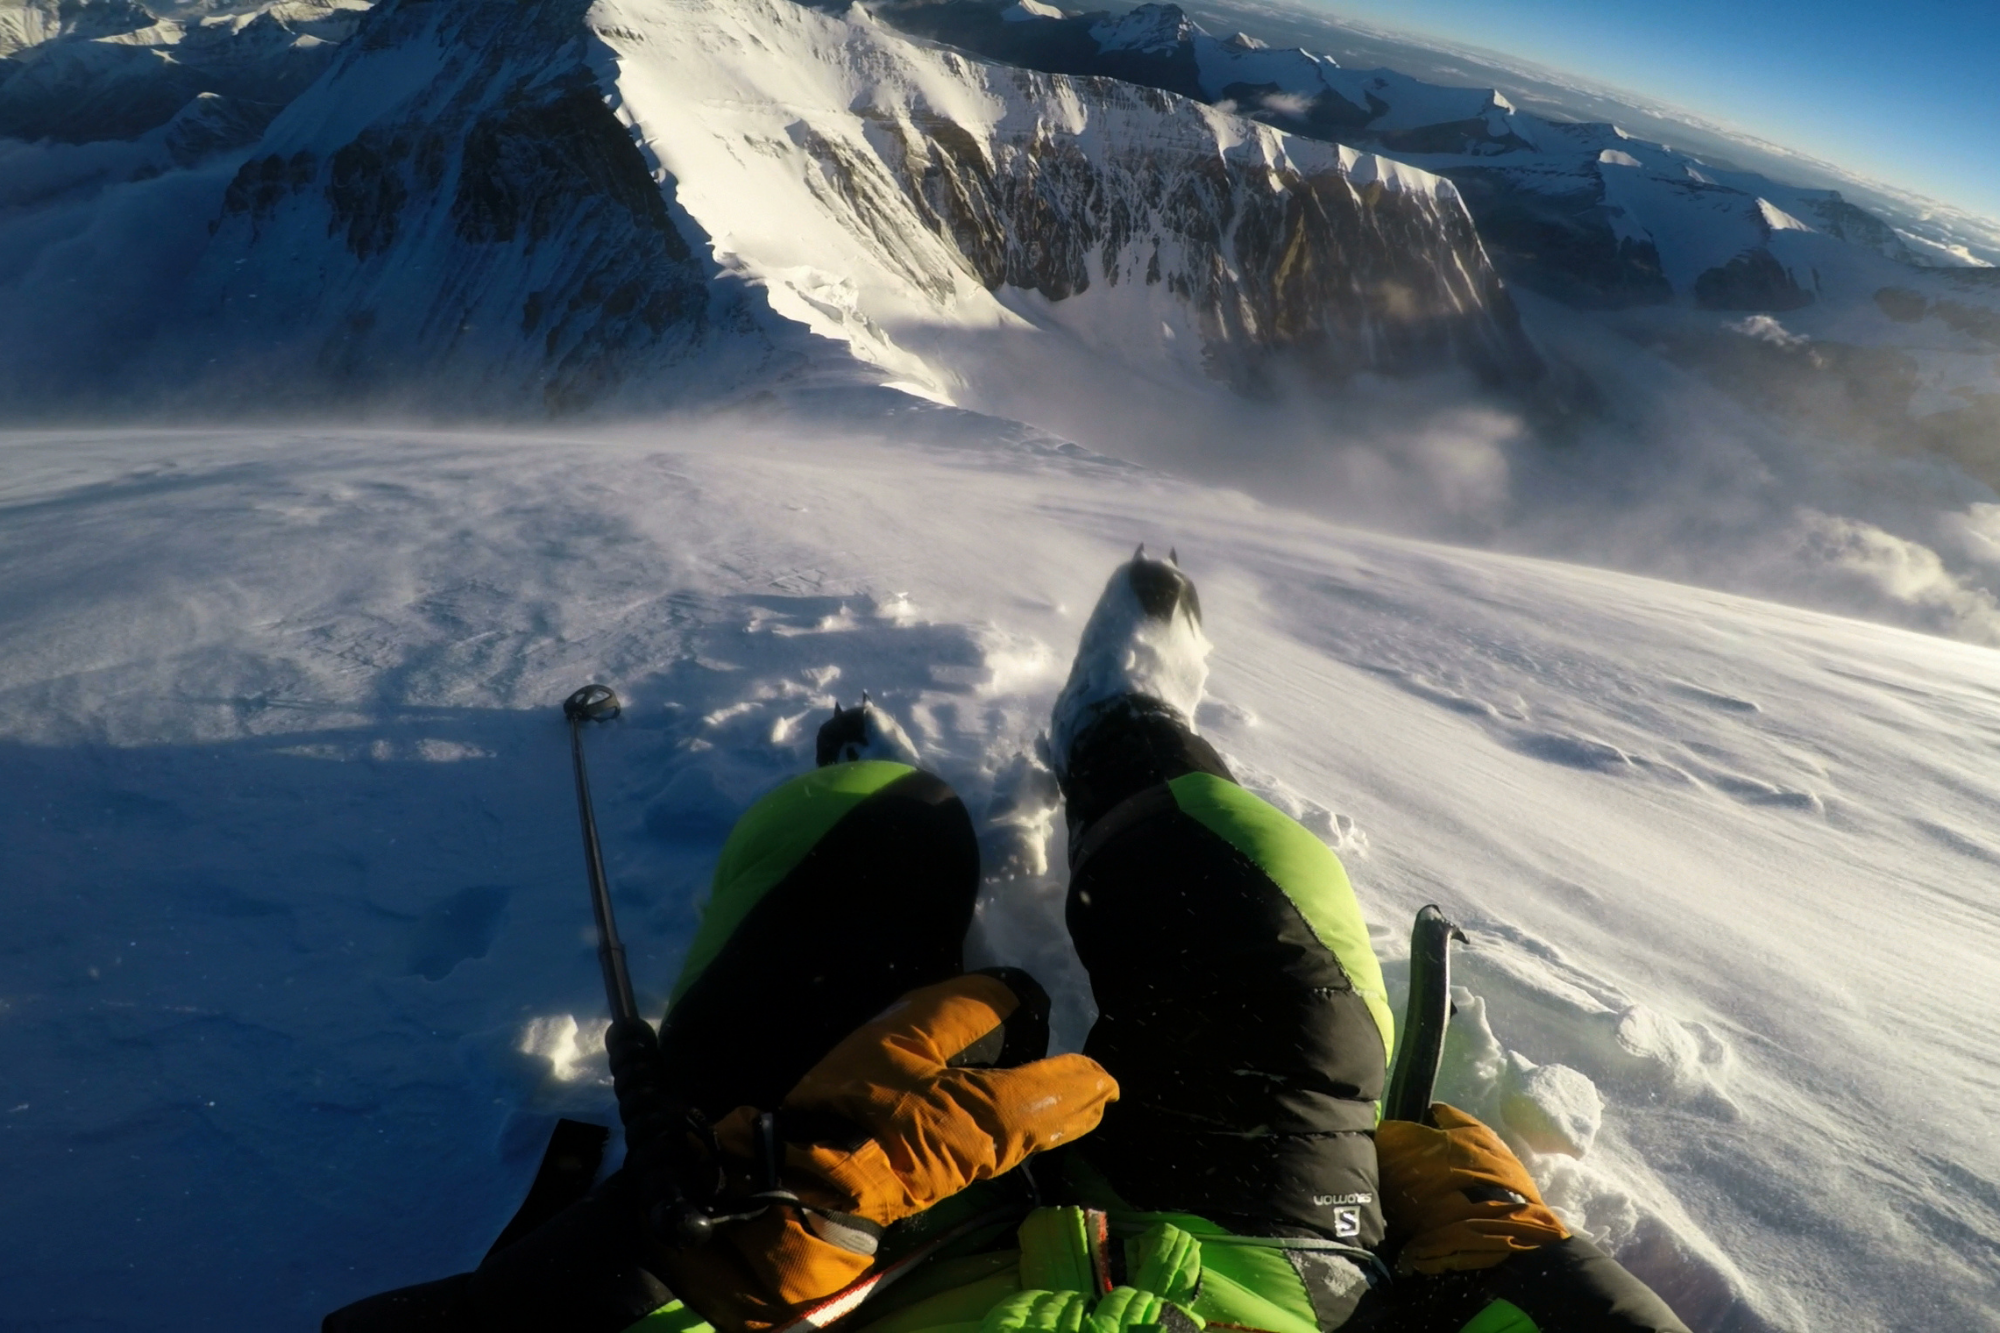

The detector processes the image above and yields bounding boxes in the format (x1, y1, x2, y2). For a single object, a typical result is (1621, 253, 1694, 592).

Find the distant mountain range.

(0, 0, 1538, 415)
(1, 0, 1996, 478)
(1177, 0, 2000, 273)
(875, 0, 1946, 305)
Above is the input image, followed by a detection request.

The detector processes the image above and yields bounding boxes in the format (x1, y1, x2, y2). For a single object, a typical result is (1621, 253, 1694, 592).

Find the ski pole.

(563, 683, 640, 1027)
(1382, 904, 1466, 1123)
(562, 685, 730, 1249)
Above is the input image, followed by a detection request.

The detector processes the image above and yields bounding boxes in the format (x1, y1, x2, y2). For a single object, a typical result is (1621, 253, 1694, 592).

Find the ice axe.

(563, 682, 640, 1027)
(1382, 904, 1467, 1123)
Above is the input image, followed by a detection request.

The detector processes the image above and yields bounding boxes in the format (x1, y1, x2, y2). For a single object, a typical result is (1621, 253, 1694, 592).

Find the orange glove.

(660, 974, 1118, 1330)
(1376, 1103, 1569, 1275)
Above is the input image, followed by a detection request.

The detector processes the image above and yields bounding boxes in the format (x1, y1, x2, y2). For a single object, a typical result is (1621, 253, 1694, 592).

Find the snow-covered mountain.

(1169, 0, 2000, 273)
(0, 0, 1538, 415)
(866, 0, 2000, 487)
(0, 0, 370, 143)
(874, 0, 1945, 307)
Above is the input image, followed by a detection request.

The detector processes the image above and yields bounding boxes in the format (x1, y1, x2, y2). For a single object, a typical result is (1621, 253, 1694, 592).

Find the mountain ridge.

(862, 0, 1939, 309)
(0, 0, 1540, 416)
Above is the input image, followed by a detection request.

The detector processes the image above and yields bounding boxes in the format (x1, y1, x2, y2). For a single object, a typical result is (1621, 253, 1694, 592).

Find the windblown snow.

(1, 422, 1995, 1331)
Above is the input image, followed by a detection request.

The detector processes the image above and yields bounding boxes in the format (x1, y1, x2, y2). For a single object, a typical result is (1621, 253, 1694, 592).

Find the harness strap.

(484, 1119, 610, 1261)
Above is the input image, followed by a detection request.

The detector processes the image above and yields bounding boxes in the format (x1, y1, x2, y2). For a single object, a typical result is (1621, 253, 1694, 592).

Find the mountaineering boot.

(1049, 548, 1392, 1252)
(1048, 546, 1210, 784)
(816, 693, 922, 767)
(1049, 548, 1224, 842)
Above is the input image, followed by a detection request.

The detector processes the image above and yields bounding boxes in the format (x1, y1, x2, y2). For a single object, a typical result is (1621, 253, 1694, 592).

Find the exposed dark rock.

(327, 135, 409, 258)
(1217, 79, 1369, 135)
(451, 73, 686, 255)
(181, 0, 722, 413)
(1874, 287, 1928, 323)
(50, 0, 157, 41)
(155, 92, 284, 168)
(850, 73, 1539, 390)
(1930, 299, 2000, 347)
(219, 148, 319, 224)
(1377, 117, 1529, 156)
(1650, 316, 2000, 491)
(1798, 194, 1911, 260)
(1693, 247, 1814, 312)
(1446, 168, 1671, 309)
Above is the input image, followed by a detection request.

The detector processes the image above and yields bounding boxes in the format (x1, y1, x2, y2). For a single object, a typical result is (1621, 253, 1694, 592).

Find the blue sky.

(1326, 0, 2000, 222)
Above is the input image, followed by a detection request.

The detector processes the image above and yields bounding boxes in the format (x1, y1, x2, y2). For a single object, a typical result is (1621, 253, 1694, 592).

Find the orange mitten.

(661, 974, 1118, 1330)
(1375, 1103, 1568, 1275)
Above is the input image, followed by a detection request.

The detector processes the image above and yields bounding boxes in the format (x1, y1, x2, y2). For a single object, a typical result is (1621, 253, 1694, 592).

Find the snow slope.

(1, 420, 1996, 1330)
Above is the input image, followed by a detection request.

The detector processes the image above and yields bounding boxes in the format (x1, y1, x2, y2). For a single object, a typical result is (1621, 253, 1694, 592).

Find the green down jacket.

(622, 1198, 1374, 1333)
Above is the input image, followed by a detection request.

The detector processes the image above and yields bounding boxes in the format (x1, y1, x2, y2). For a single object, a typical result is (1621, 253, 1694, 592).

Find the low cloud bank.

(1007, 299, 2000, 649)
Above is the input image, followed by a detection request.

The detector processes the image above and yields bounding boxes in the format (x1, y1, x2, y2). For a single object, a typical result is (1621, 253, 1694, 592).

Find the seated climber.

(324, 553, 1687, 1333)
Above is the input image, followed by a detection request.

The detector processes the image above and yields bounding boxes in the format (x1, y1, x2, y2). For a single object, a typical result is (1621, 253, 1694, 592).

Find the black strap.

(484, 1119, 611, 1260)
(1070, 781, 1181, 872)
(1113, 1094, 1382, 1137)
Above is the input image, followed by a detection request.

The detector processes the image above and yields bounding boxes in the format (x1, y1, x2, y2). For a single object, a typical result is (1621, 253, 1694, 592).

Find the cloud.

(1775, 509, 2000, 644)
(1259, 92, 1316, 118)
(1726, 315, 1807, 348)
(1946, 503, 2000, 566)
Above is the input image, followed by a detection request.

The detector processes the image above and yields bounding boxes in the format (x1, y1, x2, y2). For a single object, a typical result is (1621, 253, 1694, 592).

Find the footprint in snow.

(404, 885, 510, 981)
(979, 748, 1061, 883)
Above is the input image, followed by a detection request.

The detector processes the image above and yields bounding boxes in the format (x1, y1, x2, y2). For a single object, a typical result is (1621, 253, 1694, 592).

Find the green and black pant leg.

(1059, 700, 1395, 1248)
(659, 759, 980, 1119)
(325, 759, 980, 1333)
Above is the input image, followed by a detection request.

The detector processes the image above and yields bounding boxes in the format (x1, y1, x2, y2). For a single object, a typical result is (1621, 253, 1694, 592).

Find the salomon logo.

(1312, 1192, 1373, 1206)
(1333, 1207, 1360, 1238)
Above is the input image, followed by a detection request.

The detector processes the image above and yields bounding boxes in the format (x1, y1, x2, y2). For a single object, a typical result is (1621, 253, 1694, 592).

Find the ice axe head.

(564, 683, 622, 723)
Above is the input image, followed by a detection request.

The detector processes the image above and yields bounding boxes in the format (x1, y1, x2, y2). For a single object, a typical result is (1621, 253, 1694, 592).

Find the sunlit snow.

(1, 422, 1995, 1330)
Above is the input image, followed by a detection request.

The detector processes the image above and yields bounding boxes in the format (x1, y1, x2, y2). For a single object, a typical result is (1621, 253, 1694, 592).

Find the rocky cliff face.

(591, 0, 1538, 403)
(0, 0, 1539, 415)
(873, 0, 1933, 312)
(184, 0, 740, 412)
(877, 89, 1534, 392)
